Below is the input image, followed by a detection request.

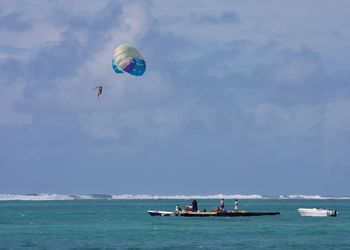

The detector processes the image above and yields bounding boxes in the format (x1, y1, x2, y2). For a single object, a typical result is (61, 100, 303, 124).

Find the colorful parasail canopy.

(112, 44, 146, 76)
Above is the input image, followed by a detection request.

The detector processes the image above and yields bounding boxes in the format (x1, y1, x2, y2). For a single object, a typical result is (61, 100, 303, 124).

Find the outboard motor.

(326, 210, 337, 217)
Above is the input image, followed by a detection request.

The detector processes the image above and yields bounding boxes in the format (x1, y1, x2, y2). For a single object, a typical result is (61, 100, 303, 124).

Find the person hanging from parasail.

(94, 85, 103, 99)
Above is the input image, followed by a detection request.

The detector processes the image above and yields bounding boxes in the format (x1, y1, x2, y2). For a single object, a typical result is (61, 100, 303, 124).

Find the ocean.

(0, 195, 349, 249)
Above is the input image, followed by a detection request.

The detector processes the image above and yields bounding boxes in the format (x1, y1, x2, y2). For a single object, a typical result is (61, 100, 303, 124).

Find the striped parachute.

(112, 44, 146, 76)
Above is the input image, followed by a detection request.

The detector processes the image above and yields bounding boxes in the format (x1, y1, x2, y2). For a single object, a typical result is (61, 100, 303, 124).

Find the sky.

(1, 0, 350, 195)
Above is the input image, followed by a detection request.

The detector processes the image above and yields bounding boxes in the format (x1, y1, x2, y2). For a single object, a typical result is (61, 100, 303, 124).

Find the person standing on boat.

(234, 199, 239, 212)
(220, 198, 225, 211)
(192, 199, 198, 212)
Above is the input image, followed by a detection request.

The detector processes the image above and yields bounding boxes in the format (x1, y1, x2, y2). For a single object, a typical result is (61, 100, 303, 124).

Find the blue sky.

(1, 0, 350, 195)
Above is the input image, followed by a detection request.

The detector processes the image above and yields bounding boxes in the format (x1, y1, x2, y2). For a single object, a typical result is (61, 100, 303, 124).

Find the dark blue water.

(0, 199, 349, 249)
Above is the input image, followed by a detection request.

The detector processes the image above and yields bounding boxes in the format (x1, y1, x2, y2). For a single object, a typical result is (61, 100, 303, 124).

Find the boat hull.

(148, 210, 280, 217)
(180, 211, 280, 217)
(147, 210, 178, 216)
(298, 208, 337, 217)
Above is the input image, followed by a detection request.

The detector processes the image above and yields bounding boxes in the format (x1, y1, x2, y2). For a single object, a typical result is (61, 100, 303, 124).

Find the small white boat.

(298, 208, 337, 217)
(147, 210, 177, 216)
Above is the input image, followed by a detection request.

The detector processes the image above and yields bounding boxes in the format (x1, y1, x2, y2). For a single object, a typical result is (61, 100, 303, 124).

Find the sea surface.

(0, 196, 349, 249)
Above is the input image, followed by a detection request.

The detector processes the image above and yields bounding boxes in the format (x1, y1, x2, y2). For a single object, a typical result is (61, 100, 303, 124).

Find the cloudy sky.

(1, 0, 350, 195)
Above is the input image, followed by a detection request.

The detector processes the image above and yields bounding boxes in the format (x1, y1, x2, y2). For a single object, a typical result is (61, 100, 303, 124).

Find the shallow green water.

(0, 199, 349, 249)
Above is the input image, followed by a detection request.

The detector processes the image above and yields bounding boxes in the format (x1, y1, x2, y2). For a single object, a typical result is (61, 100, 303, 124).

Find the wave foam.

(0, 193, 349, 201)
(111, 194, 264, 200)
(279, 194, 350, 200)
(0, 194, 75, 201)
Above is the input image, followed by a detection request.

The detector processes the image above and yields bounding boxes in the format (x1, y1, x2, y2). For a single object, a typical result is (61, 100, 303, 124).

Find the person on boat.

(211, 207, 220, 212)
(175, 204, 182, 212)
(184, 204, 192, 212)
(191, 199, 198, 212)
(175, 204, 182, 214)
(220, 198, 225, 211)
(234, 199, 239, 212)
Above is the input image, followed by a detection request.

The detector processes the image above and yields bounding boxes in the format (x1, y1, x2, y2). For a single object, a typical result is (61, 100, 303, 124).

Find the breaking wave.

(279, 194, 350, 200)
(111, 194, 264, 200)
(0, 193, 349, 201)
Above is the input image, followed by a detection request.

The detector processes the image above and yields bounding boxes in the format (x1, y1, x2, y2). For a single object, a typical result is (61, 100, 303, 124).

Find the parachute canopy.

(112, 44, 146, 76)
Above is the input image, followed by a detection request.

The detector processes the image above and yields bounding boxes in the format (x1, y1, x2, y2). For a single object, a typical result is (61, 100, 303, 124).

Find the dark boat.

(180, 211, 280, 217)
(147, 210, 280, 217)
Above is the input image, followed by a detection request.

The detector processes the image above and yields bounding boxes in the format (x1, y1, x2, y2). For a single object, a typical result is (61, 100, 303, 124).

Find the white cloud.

(0, 1, 64, 50)
(324, 98, 350, 135)
(270, 56, 322, 85)
(43, 2, 215, 142)
(151, 0, 350, 76)
(70, 64, 215, 141)
(3, 0, 349, 147)
(0, 83, 32, 125)
(79, 95, 215, 141)
(243, 103, 323, 137)
(242, 96, 350, 139)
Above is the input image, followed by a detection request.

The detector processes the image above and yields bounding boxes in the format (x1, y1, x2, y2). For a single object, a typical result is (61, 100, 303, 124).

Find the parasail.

(112, 44, 146, 76)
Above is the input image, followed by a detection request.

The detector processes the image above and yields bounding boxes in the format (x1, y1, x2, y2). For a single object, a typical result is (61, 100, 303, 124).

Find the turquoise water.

(0, 199, 349, 249)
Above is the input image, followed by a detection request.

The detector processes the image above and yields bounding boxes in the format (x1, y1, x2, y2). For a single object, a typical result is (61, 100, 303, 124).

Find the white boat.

(147, 210, 177, 216)
(298, 208, 337, 217)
